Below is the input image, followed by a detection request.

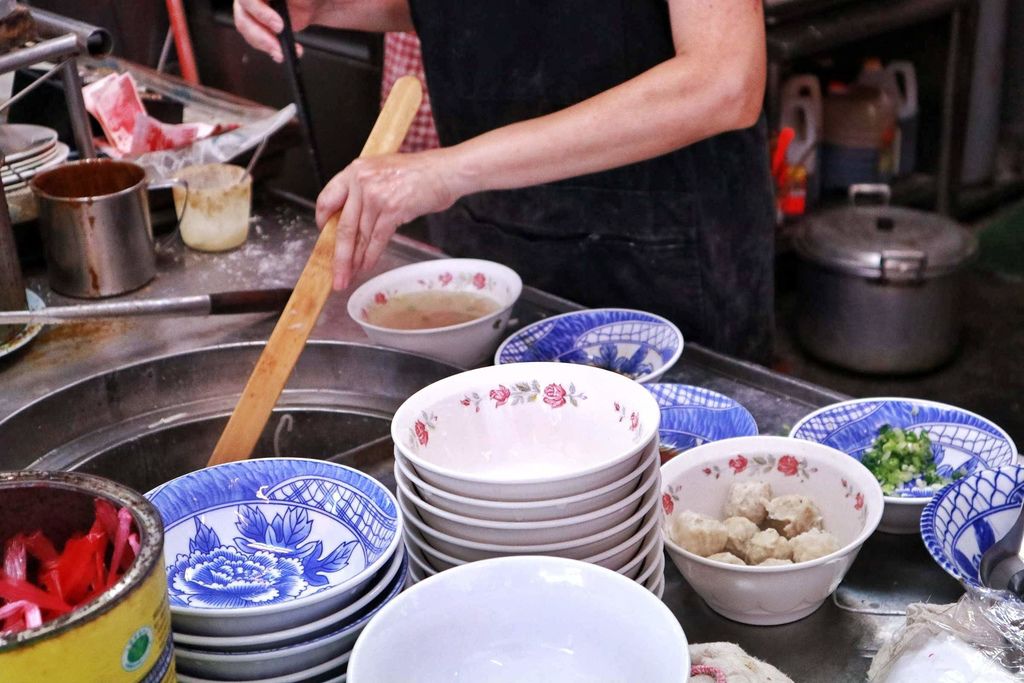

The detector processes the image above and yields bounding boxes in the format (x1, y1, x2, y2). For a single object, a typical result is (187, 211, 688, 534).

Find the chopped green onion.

(861, 425, 954, 495)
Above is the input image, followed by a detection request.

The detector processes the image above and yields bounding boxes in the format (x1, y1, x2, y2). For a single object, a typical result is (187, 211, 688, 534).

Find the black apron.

(408, 0, 776, 363)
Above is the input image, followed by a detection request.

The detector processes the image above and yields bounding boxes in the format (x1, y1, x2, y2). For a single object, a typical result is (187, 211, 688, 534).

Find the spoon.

(979, 501, 1024, 594)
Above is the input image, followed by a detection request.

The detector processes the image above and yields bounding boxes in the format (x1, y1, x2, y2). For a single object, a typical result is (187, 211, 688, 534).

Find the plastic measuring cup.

(171, 163, 252, 252)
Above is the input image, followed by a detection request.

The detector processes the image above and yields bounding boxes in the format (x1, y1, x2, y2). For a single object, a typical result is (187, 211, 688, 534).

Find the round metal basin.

(0, 342, 460, 494)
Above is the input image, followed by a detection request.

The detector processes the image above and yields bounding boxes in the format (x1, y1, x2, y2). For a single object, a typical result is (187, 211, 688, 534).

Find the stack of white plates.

(145, 459, 407, 683)
(391, 362, 666, 597)
(0, 124, 69, 223)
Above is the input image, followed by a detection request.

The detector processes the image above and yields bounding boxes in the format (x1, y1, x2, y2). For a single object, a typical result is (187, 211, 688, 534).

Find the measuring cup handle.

(147, 177, 189, 245)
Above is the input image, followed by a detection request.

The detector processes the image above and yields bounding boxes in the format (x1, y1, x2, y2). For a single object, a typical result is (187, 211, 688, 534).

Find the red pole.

(165, 0, 200, 84)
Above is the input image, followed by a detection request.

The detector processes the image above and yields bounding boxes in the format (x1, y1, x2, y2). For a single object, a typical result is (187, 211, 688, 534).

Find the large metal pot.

(793, 185, 977, 374)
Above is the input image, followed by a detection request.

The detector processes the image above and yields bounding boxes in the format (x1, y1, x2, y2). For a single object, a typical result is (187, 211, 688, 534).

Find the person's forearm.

(310, 0, 412, 32)
(439, 0, 765, 198)
(444, 54, 763, 197)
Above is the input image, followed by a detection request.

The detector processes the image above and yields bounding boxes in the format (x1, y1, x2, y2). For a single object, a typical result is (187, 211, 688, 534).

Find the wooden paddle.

(207, 76, 423, 466)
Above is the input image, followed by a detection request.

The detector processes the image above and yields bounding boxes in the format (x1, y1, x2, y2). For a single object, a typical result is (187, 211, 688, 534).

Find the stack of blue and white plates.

(146, 458, 406, 683)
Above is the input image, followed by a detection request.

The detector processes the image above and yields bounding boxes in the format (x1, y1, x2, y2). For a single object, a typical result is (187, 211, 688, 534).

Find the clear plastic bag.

(868, 586, 1024, 681)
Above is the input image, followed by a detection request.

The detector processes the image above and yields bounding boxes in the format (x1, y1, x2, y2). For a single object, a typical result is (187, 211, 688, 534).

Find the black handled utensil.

(0, 288, 293, 325)
(270, 0, 324, 187)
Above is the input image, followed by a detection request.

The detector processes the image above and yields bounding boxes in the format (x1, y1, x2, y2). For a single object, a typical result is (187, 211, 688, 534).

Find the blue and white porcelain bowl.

(790, 398, 1018, 534)
(921, 464, 1024, 587)
(174, 550, 409, 680)
(645, 384, 758, 463)
(494, 308, 684, 383)
(146, 458, 402, 637)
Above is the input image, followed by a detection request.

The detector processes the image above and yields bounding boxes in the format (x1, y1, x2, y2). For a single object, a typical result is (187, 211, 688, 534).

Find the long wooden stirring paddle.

(207, 76, 423, 466)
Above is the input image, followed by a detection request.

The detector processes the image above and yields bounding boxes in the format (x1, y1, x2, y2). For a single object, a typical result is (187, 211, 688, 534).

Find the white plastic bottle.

(781, 75, 823, 204)
(886, 61, 919, 177)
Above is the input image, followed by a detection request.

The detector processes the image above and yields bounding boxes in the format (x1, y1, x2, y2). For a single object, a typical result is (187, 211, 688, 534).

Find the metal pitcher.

(30, 159, 157, 298)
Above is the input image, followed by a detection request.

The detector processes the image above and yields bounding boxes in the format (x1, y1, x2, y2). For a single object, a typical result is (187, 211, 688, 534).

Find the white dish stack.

(0, 124, 69, 223)
(391, 362, 666, 596)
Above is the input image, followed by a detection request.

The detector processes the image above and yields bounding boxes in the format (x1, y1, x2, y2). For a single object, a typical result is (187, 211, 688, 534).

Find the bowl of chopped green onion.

(790, 398, 1019, 534)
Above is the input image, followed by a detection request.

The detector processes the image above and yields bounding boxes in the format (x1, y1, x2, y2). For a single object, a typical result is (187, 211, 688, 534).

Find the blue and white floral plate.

(146, 458, 402, 637)
(494, 308, 683, 383)
(174, 550, 408, 680)
(645, 384, 758, 463)
(173, 545, 408, 652)
(921, 464, 1024, 587)
(790, 397, 1019, 534)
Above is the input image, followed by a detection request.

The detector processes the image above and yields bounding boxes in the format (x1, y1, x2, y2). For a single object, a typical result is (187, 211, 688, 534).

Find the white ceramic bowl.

(403, 496, 663, 574)
(347, 556, 689, 683)
(399, 481, 659, 563)
(392, 362, 661, 501)
(395, 443, 658, 523)
(790, 397, 1019, 534)
(395, 451, 659, 545)
(172, 546, 407, 652)
(174, 552, 406, 680)
(660, 436, 883, 626)
(347, 258, 522, 367)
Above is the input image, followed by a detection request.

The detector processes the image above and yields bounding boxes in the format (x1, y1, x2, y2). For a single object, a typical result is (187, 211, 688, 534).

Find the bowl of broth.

(348, 258, 522, 367)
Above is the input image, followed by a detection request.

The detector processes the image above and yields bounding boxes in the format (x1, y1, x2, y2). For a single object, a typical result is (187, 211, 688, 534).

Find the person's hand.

(233, 0, 316, 62)
(315, 150, 461, 290)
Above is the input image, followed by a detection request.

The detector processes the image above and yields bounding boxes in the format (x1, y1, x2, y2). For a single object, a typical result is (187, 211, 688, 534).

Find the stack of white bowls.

(391, 362, 666, 596)
(0, 123, 69, 223)
(145, 459, 408, 683)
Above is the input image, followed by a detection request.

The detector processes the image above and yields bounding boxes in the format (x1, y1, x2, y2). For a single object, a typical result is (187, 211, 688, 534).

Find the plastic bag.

(80, 59, 296, 181)
(868, 585, 1024, 682)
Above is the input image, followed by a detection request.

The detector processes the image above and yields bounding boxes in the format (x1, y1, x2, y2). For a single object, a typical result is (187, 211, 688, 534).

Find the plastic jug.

(822, 83, 898, 190)
(857, 59, 901, 179)
(781, 75, 823, 204)
(886, 61, 919, 176)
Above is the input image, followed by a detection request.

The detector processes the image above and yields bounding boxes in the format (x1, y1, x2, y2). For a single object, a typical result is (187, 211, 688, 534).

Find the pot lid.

(794, 185, 977, 280)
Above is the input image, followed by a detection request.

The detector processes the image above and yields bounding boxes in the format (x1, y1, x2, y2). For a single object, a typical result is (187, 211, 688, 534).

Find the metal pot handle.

(147, 178, 189, 249)
(880, 249, 927, 283)
(848, 184, 892, 206)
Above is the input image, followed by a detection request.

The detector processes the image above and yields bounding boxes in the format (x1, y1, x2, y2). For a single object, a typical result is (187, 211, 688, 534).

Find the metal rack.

(765, 0, 979, 217)
(0, 7, 112, 159)
(0, 7, 112, 311)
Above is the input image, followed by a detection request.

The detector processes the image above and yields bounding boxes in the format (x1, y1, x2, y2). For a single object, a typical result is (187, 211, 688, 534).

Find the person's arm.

(317, 0, 767, 289)
(233, 0, 412, 62)
(445, 0, 766, 193)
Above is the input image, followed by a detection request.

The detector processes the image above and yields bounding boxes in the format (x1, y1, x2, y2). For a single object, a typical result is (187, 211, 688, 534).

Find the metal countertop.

(0, 196, 963, 681)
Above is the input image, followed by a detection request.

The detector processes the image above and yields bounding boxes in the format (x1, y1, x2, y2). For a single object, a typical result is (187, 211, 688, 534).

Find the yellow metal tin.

(0, 471, 175, 682)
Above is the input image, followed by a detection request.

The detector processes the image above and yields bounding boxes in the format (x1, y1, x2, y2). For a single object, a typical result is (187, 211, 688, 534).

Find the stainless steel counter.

(0, 197, 964, 681)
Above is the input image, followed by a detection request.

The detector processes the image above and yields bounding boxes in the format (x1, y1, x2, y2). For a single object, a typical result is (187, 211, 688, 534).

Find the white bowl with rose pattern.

(394, 444, 658, 523)
(391, 362, 661, 501)
(395, 441, 659, 544)
(146, 458, 402, 637)
(660, 436, 883, 626)
(347, 258, 522, 367)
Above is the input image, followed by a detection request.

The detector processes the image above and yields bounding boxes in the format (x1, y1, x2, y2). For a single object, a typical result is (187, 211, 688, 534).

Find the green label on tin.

(122, 626, 153, 672)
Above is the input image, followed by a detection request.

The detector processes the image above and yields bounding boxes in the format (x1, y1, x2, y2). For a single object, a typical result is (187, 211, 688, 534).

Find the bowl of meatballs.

(660, 436, 884, 625)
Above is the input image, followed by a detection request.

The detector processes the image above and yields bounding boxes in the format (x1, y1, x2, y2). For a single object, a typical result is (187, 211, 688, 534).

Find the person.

(381, 32, 440, 153)
(234, 0, 776, 363)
